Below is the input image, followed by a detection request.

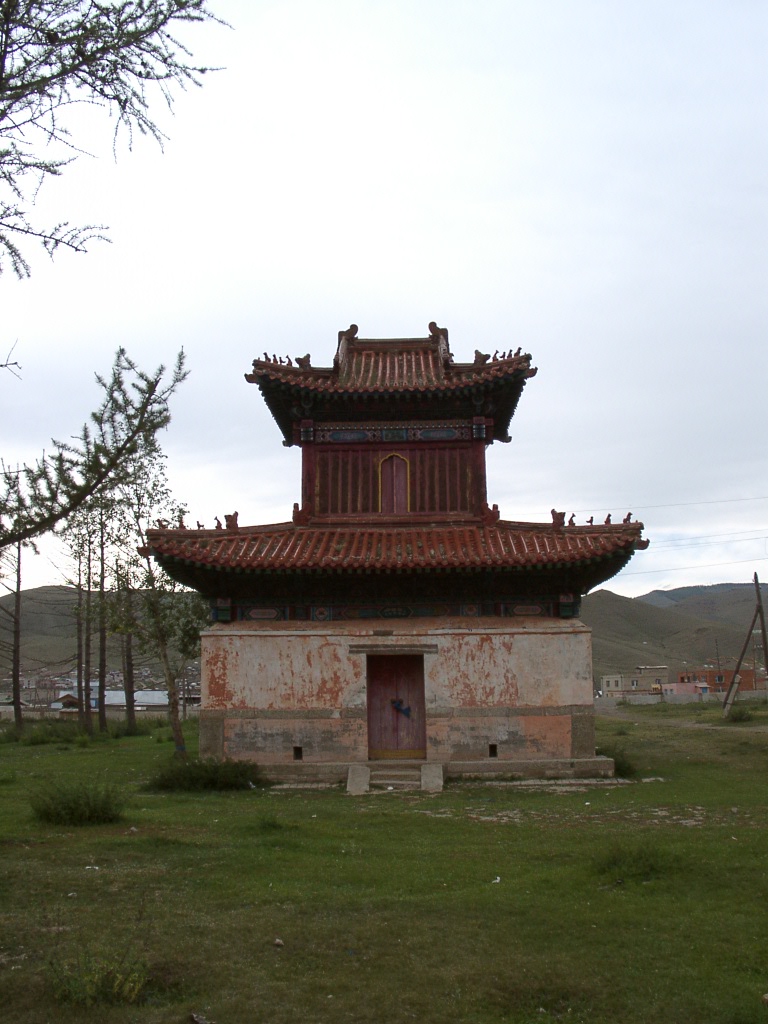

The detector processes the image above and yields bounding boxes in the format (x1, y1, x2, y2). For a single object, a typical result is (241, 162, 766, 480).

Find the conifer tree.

(1, 347, 187, 549)
(110, 435, 207, 755)
(0, 0, 223, 276)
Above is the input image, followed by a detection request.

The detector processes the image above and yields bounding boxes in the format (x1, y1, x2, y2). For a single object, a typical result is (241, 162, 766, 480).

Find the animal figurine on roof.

(338, 324, 358, 343)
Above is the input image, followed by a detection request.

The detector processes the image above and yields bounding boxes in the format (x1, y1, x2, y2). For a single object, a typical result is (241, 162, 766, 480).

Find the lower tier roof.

(145, 518, 648, 596)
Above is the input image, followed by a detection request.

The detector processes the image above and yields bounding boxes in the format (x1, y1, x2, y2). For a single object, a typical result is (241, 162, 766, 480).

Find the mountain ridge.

(2, 583, 765, 684)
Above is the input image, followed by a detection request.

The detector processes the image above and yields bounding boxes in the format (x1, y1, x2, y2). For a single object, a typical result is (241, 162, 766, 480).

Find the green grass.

(1, 711, 767, 1023)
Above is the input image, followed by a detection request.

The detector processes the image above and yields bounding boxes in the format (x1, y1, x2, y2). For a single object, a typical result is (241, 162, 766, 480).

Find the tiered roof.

(245, 326, 537, 444)
(145, 325, 647, 601)
(145, 517, 647, 596)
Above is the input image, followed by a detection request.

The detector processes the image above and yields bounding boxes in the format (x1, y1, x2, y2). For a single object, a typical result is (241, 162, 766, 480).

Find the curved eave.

(246, 367, 535, 445)
(146, 527, 646, 597)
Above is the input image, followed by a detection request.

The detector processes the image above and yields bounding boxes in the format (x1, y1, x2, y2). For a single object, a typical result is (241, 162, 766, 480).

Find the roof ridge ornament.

(338, 323, 358, 343)
(551, 509, 566, 529)
(334, 323, 358, 370)
(428, 322, 452, 369)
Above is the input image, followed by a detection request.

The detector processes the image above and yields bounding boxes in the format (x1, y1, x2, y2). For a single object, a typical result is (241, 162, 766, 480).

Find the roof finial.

(338, 323, 358, 343)
(428, 321, 448, 342)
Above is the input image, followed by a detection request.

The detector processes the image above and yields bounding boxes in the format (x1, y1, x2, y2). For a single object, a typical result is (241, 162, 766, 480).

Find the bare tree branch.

(1, 338, 21, 376)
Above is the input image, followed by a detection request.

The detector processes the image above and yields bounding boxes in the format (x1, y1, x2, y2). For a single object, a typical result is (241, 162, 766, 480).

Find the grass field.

(1, 706, 768, 1023)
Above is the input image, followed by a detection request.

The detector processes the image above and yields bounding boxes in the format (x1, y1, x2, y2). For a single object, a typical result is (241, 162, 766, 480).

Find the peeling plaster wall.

(199, 617, 594, 764)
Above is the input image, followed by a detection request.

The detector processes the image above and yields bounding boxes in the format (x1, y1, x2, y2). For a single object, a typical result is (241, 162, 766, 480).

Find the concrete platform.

(256, 755, 614, 786)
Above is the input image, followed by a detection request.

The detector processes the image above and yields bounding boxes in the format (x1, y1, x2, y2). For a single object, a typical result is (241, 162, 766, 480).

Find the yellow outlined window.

(379, 454, 410, 513)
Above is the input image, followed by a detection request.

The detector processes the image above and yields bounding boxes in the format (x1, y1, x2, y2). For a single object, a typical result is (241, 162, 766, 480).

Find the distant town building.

(51, 689, 186, 712)
(601, 665, 668, 698)
(671, 667, 765, 696)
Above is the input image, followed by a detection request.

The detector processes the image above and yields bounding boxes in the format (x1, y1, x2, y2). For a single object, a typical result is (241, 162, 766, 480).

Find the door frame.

(366, 653, 426, 759)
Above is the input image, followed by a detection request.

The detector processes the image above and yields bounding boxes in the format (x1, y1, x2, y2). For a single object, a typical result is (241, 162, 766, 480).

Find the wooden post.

(723, 573, 767, 717)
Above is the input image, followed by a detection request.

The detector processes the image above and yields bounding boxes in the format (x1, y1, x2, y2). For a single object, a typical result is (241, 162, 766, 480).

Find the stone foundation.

(199, 615, 605, 778)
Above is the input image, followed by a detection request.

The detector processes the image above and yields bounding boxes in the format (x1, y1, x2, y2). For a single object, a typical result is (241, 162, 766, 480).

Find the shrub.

(21, 721, 84, 746)
(726, 705, 753, 723)
(595, 743, 637, 778)
(48, 953, 150, 1007)
(0, 724, 19, 743)
(144, 757, 266, 792)
(107, 719, 152, 739)
(257, 812, 286, 831)
(594, 840, 682, 883)
(30, 780, 127, 826)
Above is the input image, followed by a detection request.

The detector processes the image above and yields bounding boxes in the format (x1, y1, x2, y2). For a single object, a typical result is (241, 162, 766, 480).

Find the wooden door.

(380, 454, 409, 513)
(367, 655, 426, 759)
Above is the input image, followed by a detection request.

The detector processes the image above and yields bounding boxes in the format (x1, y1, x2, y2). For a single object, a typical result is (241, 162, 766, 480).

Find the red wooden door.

(380, 455, 409, 513)
(367, 655, 426, 759)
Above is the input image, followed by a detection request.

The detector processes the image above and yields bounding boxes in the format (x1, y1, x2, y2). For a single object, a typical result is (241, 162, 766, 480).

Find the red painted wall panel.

(314, 445, 481, 515)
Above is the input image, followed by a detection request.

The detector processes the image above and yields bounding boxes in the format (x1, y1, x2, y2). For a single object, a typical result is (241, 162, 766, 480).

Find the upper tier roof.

(245, 325, 537, 444)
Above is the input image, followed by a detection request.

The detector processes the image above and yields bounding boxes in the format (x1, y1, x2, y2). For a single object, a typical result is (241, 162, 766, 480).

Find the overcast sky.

(3, 0, 767, 598)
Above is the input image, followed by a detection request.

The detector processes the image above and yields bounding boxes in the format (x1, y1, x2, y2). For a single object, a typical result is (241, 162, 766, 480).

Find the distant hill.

(582, 584, 764, 683)
(637, 582, 768, 629)
(2, 583, 764, 686)
(0, 586, 128, 677)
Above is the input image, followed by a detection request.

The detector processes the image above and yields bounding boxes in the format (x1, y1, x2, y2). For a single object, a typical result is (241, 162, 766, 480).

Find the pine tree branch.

(0, 1, 227, 276)
(0, 347, 187, 548)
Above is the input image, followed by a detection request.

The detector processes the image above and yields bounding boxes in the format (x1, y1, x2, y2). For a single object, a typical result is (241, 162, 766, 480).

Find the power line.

(569, 496, 768, 514)
(621, 556, 768, 577)
(651, 534, 768, 552)
(526, 496, 768, 519)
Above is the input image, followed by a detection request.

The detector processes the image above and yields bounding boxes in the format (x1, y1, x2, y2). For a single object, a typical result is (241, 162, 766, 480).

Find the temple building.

(145, 324, 648, 786)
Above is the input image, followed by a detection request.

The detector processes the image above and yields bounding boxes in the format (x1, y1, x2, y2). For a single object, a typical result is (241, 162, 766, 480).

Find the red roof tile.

(246, 337, 536, 396)
(246, 333, 537, 445)
(146, 520, 647, 575)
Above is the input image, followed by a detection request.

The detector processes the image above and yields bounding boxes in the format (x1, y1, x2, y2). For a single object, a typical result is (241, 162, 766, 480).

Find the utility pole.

(723, 573, 768, 717)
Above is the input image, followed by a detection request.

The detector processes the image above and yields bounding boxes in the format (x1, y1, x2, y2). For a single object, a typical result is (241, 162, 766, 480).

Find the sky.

(2, 0, 767, 598)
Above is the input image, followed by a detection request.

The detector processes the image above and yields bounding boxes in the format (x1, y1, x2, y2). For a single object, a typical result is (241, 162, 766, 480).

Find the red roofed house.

(146, 324, 647, 785)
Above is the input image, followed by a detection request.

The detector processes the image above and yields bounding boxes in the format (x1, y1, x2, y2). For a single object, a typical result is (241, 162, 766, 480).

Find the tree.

(0, 346, 187, 550)
(0, 527, 38, 730)
(62, 498, 101, 732)
(111, 435, 207, 755)
(0, 0, 223, 277)
(0, 537, 23, 729)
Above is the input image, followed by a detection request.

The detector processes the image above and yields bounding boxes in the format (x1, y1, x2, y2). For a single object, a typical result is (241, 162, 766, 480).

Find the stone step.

(346, 763, 444, 795)
(369, 768, 421, 791)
